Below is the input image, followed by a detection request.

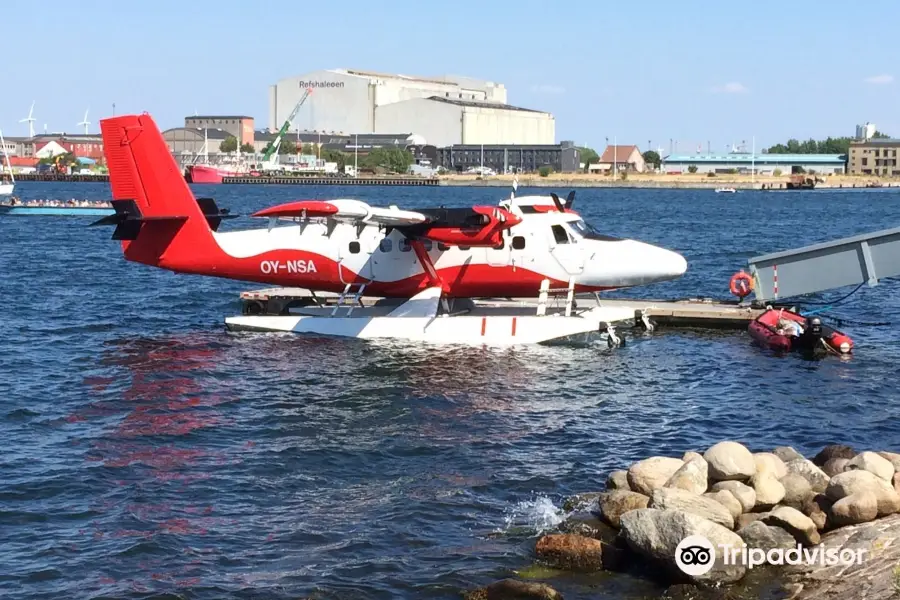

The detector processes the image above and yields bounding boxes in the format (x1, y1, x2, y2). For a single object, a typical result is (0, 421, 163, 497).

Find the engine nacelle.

(414, 206, 520, 248)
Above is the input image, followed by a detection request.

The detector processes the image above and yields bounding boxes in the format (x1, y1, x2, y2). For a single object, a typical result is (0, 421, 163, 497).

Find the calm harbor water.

(2, 182, 900, 599)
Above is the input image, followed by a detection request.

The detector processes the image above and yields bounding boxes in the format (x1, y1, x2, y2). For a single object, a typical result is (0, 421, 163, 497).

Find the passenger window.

(551, 225, 569, 244)
(512, 236, 526, 250)
(400, 238, 412, 252)
(349, 241, 360, 254)
(421, 239, 433, 251)
(437, 242, 450, 251)
(379, 238, 392, 252)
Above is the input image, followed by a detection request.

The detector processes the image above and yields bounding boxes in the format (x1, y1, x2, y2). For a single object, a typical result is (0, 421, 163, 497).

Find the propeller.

(549, 192, 565, 213)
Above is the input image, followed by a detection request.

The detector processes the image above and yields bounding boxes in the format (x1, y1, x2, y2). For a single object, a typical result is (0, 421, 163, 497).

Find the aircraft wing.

(251, 199, 430, 226)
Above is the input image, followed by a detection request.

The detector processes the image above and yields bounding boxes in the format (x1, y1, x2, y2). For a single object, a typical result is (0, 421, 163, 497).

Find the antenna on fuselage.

(566, 190, 576, 210)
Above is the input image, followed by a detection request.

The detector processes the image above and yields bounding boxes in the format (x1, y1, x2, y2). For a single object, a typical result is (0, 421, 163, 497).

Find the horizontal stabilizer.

(90, 199, 187, 240)
(196, 197, 238, 231)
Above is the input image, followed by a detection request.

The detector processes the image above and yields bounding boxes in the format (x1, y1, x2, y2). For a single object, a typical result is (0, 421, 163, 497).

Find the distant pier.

(13, 174, 110, 182)
(221, 176, 440, 186)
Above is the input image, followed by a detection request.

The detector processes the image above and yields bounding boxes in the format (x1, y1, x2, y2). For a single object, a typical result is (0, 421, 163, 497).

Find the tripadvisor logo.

(675, 533, 867, 575)
(675, 535, 716, 576)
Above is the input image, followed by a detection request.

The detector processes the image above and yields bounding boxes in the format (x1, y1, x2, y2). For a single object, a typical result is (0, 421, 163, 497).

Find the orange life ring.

(729, 271, 754, 298)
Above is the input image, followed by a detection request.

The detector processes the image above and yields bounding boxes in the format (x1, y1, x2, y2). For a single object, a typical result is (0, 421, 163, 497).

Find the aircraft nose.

(656, 246, 688, 280)
(641, 243, 687, 283)
(591, 240, 687, 287)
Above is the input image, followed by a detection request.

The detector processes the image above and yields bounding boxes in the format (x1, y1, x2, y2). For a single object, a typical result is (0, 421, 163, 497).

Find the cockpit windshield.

(568, 219, 623, 241)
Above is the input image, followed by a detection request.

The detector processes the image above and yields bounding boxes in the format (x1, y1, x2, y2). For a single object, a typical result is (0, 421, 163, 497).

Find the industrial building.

(184, 115, 255, 146)
(661, 153, 847, 174)
(162, 126, 233, 157)
(268, 68, 555, 146)
(251, 131, 421, 156)
(848, 138, 900, 176)
(431, 142, 580, 174)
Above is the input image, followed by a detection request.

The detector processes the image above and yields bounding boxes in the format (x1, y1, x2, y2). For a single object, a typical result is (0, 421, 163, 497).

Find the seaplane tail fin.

(98, 113, 219, 268)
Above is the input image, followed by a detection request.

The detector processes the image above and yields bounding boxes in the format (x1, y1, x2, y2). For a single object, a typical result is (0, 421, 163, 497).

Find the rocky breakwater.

(465, 442, 900, 599)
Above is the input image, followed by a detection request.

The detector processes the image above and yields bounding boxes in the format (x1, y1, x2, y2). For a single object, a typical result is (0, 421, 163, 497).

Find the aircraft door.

(548, 224, 585, 275)
(487, 233, 511, 267)
(337, 232, 376, 283)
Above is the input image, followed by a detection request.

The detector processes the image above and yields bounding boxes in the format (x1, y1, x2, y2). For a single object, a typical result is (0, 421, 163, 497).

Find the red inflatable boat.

(748, 308, 854, 355)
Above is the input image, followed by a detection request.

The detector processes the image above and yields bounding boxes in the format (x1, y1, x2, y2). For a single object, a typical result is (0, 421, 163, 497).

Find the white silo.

(865, 123, 876, 140)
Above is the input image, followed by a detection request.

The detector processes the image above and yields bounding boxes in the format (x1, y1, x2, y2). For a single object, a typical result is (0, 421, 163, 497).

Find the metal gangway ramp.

(747, 225, 900, 302)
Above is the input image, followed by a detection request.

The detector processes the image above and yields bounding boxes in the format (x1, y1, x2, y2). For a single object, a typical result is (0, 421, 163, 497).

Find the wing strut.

(410, 239, 443, 289)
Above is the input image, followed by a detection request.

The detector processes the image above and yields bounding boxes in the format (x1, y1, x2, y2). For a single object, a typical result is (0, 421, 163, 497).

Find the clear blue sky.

(2, 0, 897, 153)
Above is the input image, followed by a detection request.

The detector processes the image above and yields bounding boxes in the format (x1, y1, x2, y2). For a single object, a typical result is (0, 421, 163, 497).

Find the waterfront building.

(848, 138, 900, 176)
(431, 142, 581, 174)
(268, 68, 555, 146)
(661, 152, 847, 175)
(591, 145, 646, 173)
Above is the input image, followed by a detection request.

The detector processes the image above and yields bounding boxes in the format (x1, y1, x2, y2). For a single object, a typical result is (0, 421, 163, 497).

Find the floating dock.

(221, 176, 440, 186)
(0, 204, 113, 216)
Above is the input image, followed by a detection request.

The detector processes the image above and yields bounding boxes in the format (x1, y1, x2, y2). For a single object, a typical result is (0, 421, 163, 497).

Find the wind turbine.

(20, 101, 36, 138)
(77, 108, 90, 134)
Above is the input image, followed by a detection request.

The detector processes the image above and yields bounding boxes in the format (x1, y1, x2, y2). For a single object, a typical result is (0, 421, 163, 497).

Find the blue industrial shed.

(661, 152, 847, 174)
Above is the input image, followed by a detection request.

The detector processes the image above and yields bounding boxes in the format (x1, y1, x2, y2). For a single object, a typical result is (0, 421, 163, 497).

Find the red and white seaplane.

(94, 113, 688, 345)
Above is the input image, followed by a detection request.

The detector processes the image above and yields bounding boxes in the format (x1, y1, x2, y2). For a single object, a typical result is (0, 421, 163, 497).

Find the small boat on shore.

(0, 198, 115, 216)
(748, 307, 853, 355)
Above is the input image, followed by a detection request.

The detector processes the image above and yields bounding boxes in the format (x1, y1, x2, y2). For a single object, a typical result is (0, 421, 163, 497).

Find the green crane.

(261, 87, 312, 164)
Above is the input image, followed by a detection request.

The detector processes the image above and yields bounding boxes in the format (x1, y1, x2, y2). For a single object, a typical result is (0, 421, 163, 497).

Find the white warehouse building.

(268, 68, 555, 146)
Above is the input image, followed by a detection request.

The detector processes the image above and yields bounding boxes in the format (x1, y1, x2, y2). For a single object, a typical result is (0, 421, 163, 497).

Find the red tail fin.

(99, 113, 218, 269)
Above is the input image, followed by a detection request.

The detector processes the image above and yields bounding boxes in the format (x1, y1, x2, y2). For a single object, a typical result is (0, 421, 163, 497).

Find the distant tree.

(279, 139, 297, 155)
(642, 150, 661, 169)
(773, 168, 783, 176)
(765, 131, 891, 155)
(687, 164, 698, 173)
(578, 146, 599, 171)
(240, 142, 254, 153)
(219, 136, 237, 153)
(363, 148, 413, 173)
(619, 170, 628, 180)
(320, 148, 350, 169)
(538, 166, 552, 177)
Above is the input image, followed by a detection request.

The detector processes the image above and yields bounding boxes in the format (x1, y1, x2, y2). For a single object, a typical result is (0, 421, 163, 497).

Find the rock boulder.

(627, 457, 684, 496)
(812, 444, 856, 467)
(619, 508, 746, 583)
(703, 441, 756, 482)
(598, 490, 650, 528)
(664, 458, 709, 495)
(710, 481, 756, 513)
(534, 533, 604, 571)
(649, 487, 735, 529)
(846, 451, 895, 482)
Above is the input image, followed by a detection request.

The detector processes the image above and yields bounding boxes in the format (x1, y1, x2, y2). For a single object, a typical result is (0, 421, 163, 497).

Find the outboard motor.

(808, 316, 823, 338)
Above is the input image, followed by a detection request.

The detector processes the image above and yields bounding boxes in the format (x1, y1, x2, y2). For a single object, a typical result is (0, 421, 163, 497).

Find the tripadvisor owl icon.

(675, 535, 716, 576)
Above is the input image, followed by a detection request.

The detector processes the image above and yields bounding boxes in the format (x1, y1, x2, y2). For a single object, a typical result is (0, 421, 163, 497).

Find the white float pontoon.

(225, 281, 636, 346)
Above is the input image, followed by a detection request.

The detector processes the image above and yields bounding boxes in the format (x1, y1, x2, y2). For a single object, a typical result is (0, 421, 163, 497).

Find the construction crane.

(260, 88, 312, 170)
